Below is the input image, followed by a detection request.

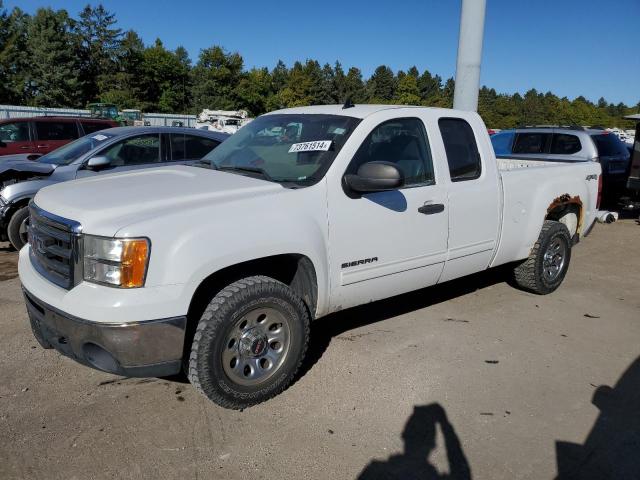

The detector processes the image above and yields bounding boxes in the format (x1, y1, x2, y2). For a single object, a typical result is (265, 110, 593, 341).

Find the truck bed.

(492, 157, 600, 269)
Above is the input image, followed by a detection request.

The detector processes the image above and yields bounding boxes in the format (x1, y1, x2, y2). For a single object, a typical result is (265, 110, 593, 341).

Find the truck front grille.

(28, 203, 82, 290)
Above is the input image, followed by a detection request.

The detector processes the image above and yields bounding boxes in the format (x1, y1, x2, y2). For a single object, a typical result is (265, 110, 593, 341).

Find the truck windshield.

(200, 114, 361, 185)
(37, 132, 115, 165)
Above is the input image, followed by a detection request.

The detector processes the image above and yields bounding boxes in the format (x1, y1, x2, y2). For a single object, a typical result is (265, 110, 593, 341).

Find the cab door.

(327, 116, 449, 311)
(435, 116, 501, 283)
(0, 120, 35, 155)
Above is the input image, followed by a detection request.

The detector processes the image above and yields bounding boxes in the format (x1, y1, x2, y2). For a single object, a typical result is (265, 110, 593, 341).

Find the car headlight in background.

(83, 235, 150, 288)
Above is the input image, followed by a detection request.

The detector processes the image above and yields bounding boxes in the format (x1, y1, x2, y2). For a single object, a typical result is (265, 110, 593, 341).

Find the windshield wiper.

(218, 165, 274, 181)
(190, 160, 217, 170)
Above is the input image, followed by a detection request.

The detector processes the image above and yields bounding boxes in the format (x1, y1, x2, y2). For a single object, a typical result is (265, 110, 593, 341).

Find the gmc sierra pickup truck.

(19, 105, 601, 409)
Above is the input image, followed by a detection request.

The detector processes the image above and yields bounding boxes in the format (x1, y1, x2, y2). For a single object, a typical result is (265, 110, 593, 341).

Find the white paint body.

(19, 106, 601, 325)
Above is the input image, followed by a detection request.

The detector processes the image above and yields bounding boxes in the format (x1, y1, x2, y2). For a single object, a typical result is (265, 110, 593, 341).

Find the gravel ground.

(1, 220, 639, 480)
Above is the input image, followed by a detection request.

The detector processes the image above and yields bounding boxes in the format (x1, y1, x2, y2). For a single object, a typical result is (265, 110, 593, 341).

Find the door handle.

(37, 144, 49, 148)
(20, 146, 30, 149)
(418, 203, 445, 215)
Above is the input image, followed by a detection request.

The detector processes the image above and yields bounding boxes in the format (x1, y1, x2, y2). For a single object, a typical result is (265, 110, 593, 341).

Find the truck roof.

(267, 104, 464, 119)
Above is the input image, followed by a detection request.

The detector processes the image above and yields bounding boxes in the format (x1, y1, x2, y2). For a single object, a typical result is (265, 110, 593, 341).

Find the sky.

(8, 0, 640, 106)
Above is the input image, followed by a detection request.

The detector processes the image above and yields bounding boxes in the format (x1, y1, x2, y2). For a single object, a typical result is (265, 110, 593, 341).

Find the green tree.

(191, 45, 244, 112)
(367, 65, 396, 102)
(139, 39, 192, 112)
(99, 30, 144, 108)
(0, 4, 30, 104)
(76, 4, 122, 105)
(394, 68, 421, 105)
(417, 69, 442, 105)
(235, 67, 272, 116)
(24, 8, 82, 107)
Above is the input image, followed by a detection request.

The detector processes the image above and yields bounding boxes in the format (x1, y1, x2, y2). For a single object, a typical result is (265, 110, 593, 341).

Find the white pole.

(453, 0, 487, 111)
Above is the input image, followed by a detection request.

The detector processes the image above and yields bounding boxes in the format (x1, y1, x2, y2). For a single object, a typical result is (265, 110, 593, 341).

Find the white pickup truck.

(19, 105, 601, 409)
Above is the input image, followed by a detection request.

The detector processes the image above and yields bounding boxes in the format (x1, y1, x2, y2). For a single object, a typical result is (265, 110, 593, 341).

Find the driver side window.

(346, 118, 434, 187)
(97, 134, 161, 166)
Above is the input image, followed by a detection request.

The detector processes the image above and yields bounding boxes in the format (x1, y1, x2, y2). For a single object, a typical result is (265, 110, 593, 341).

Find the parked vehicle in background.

(0, 126, 228, 249)
(0, 116, 118, 159)
(619, 114, 640, 210)
(18, 105, 600, 409)
(88, 103, 120, 121)
(196, 109, 252, 134)
(491, 126, 630, 205)
(121, 109, 144, 126)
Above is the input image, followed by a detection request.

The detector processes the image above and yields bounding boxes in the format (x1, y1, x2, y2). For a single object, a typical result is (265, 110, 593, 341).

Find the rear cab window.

(438, 118, 482, 182)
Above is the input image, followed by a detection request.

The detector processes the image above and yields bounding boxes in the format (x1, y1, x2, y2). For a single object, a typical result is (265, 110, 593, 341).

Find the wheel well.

(183, 254, 318, 359)
(7, 197, 31, 215)
(546, 194, 583, 240)
(2, 198, 31, 237)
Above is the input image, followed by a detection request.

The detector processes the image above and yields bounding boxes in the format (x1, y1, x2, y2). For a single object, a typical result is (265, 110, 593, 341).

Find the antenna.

(342, 98, 355, 109)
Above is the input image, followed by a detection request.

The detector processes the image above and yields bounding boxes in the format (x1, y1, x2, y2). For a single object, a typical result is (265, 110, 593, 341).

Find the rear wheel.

(7, 206, 29, 250)
(512, 220, 572, 295)
(187, 276, 310, 409)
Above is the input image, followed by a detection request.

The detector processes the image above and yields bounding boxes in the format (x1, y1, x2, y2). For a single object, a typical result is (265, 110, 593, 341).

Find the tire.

(188, 276, 310, 409)
(7, 206, 29, 250)
(512, 220, 572, 295)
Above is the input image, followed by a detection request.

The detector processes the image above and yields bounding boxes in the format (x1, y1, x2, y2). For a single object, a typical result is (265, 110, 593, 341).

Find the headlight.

(83, 235, 150, 288)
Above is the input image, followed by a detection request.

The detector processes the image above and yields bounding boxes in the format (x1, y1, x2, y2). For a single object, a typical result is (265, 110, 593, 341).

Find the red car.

(0, 116, 118, 158)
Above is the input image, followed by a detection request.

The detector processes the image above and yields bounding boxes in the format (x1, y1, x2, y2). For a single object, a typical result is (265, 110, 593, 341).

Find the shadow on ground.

(357, 402, 472, 480)
(555, 356, 640, 479)
(297, 265, 513, 381)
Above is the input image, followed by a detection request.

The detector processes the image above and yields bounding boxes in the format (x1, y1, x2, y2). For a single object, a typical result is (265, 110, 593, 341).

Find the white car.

(19, 104, 601, 409)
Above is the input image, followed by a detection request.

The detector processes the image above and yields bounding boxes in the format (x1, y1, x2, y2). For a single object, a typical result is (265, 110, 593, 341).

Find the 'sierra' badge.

(288, 140, 332, 153)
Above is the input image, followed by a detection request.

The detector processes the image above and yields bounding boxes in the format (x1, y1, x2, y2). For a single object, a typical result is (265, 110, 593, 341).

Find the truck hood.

(33, 165, 284, 236)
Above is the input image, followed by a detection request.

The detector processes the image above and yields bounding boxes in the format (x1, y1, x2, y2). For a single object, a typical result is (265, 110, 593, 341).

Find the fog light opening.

(82, 343, 120, 374)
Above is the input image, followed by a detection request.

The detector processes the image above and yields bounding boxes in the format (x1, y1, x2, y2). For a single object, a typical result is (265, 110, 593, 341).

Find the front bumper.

(23, 288, 186, 377)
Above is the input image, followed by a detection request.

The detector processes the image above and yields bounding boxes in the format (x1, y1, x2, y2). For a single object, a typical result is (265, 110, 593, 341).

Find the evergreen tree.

(417, 69, 442, 105)
(76, 4, 122, 105)
(24, 8, 81, 107)
(395, 71, 421, 105)
(191, 45, 243, 111)
(0, 4, 30, 104)
(235, 67, 272, 116)
(100, 30, 144, 108)
(367, 65, 396, 102)
(345, 67, 367, 103)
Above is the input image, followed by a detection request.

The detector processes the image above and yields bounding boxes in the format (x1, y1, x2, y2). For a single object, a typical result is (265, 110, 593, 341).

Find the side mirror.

(344, 161, 404, 194)
(85, 156, 112, 170)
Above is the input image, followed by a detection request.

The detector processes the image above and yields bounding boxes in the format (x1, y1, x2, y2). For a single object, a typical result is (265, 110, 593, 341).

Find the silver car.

(0, 126, 229, 249)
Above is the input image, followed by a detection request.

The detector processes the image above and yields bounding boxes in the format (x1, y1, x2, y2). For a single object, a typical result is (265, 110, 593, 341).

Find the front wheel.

(187, 276, 310, 409)
(7, 206, 29, 250)
(512, 220, 572, 295)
